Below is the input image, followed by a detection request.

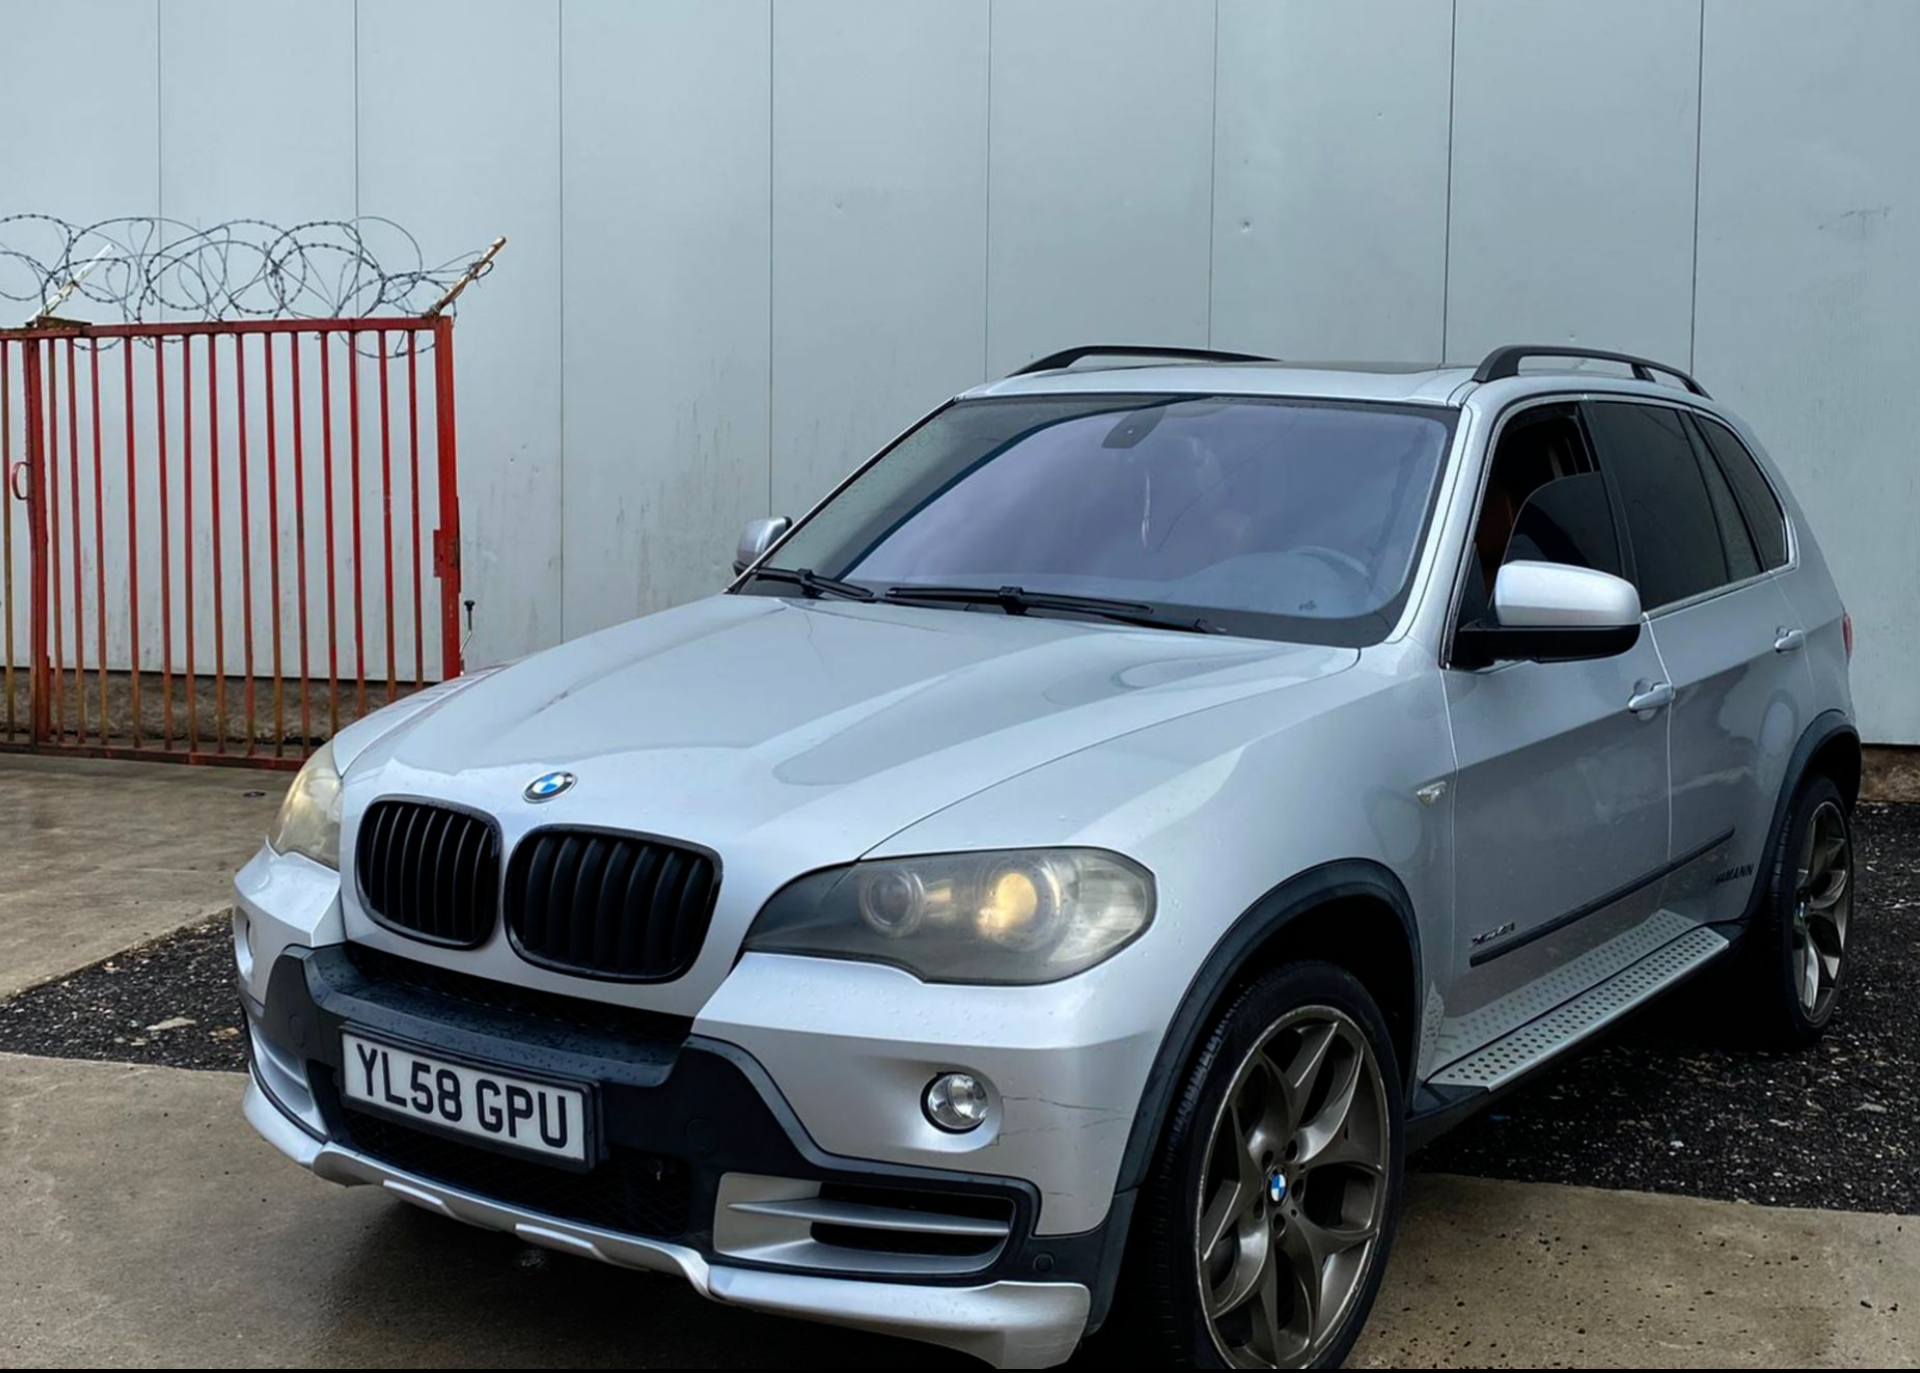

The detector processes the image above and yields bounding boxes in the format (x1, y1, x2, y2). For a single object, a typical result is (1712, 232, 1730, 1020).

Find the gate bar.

(22, 341, 49, 742)
(46, 341, 63, 738)
(2, 341, 12, 741)
(121, 338, 142, 749)
(89, 340, 107, 742)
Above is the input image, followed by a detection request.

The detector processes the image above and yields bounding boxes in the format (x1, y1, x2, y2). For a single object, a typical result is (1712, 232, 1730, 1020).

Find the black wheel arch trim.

(1740, 708, 1860, 929)
(1113, 859, 1421, 1196)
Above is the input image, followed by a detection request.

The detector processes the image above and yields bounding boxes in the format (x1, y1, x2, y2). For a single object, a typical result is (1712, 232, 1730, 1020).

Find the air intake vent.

(505, 829, 719, 981)
(355, 801, 501, 948)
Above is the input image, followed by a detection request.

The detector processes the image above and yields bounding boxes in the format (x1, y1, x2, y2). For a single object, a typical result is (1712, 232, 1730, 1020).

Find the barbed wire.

(0, 216, 494, 345)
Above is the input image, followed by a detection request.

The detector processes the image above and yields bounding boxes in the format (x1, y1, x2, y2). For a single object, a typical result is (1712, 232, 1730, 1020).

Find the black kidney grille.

(506, 830, 718, 980)
(356, 801, 501, 948)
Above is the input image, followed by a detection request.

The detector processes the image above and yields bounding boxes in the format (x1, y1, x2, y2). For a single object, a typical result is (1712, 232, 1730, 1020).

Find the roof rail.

(1010, 344, 1276, 377)
(1471, 344, 1709, 397)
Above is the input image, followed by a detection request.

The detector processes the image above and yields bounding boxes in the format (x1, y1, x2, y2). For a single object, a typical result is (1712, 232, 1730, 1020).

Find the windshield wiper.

(883, 584, 1222, 634)
(743, 566, 876, 601)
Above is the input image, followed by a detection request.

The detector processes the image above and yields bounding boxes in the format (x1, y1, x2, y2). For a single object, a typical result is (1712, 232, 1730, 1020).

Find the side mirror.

(1454, 560, 1642, 667)
(733, 515, 792, 576)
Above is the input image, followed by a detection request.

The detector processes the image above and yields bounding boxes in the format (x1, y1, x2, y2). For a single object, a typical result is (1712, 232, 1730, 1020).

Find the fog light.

(923, 1071, 991, 1133)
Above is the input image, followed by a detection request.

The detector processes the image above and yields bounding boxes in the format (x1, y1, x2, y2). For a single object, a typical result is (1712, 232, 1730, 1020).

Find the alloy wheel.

(1791, 799, 1852, 1021)
(1194, 1005, 1390, 1368)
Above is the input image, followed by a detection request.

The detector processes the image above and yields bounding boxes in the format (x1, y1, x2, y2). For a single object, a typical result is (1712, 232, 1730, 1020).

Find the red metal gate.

(0, 316, 463, 769)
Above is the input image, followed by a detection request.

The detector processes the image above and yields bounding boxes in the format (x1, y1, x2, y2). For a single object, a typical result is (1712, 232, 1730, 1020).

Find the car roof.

(963, 360, 1479, 407)
(961, 356, 1722, 411)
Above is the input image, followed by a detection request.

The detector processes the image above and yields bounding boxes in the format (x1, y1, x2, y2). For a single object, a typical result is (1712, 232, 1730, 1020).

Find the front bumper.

(244, 1078, 1085, 1366)
(242, 943, 1115, 1368)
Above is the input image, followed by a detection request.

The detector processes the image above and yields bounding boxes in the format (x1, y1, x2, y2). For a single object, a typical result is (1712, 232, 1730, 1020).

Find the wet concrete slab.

(2, 1053, 1912, 1369)
(0, 755, 276, 998)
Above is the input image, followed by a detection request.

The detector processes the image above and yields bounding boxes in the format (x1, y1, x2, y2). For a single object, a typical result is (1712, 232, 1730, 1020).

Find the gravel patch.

(1, 806, 1914, 1213)
(0, 917, 247, 1071)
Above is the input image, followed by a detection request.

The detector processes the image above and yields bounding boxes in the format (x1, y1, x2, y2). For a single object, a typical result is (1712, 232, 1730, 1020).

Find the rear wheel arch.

(1740, 711, 1859, 928)
(1806, 722, 1861, 810)
(1115, 860, 1422, 1197)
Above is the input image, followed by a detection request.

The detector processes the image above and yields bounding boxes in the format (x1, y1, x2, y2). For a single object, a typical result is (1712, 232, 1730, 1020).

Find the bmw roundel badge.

(524, 770, 576, 803)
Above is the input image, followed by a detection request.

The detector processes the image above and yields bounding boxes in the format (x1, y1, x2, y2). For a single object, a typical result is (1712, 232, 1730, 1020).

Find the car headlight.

(266, 740, 343, 869)
(743, 848, 1153, 984)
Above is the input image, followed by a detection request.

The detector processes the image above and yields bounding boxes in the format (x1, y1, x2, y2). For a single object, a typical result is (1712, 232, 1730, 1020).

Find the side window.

(1583, 401, 1730, 609)
(1695, 416, 1789, 570)
(1686, 417, 1760, 582)
(1459, 405, 1622, 625)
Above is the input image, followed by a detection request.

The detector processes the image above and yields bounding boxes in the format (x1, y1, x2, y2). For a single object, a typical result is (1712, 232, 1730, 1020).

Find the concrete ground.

(1, 1053, 1912, 1370)
(0, 755, 275, 998)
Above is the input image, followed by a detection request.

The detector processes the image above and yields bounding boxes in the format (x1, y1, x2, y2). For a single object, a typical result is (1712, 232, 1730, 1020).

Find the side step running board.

(1429, 925, 1729, 1090)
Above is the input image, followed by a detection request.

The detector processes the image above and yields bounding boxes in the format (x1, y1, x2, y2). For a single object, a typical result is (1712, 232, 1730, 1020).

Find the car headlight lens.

(743, 848, 1153, 984)
(266, 740, 343, 869)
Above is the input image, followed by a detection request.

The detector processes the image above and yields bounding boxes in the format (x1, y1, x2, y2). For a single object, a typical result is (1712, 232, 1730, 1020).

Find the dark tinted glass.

(1696, 416, 1788, 569)
(1503, 472, 1623, 576)
(1584, 401, 1729, 608)
(1688, 420, 1761, 582)
(767, 395, 1455, 645)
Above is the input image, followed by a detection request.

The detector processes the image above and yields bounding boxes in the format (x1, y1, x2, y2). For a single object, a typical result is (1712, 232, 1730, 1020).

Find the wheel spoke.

(1274, 1022, 1337, 1125)
(1298, 1210, 1379, 1261)
(1299, 1128, 1387, 1177)
(1799, 937, 1820, 1008)
(1809, 864, 1849, 911)
(1206, 1229, 1269, 1319)
(1814, 829, 1847, 876)
(1254, 1236, 1293, 1364)
(1294, 1044, 1363, 1170)
(1198, 1173, 1249, 1262)
(1807, 906, 1847, 960)
(1277, 1214, 1325, 1338)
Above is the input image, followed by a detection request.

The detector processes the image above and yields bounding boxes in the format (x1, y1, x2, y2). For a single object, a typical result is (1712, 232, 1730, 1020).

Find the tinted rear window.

(1696, 416, 1789, 570)
(1583, 401, 1729, 609)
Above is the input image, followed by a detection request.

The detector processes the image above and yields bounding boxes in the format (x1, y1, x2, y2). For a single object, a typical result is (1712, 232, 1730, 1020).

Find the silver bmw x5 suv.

(237, 344, 1858, 1369)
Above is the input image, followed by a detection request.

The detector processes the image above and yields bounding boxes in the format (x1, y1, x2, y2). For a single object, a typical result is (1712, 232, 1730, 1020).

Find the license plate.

(339, 1031, 591, 1164)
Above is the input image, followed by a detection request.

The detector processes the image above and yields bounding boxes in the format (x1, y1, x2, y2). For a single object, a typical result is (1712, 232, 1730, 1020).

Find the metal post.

(431, 315, 463, 678)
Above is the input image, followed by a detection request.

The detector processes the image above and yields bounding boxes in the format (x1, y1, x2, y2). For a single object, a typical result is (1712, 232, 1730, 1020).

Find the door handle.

(1774, 626, 1806, 654)
(1627, 680, 1674, 714)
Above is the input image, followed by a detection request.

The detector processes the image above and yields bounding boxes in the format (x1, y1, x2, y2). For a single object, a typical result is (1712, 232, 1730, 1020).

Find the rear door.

(1581, 399, 1810, 928)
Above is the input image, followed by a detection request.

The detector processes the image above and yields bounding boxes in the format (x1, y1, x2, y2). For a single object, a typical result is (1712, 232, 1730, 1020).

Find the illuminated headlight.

(265, 740, 344, 869)
(743, 848, 1153, 984)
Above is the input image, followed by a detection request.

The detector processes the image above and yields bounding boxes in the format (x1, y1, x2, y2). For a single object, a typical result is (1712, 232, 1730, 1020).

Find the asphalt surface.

(1, 804, 1913, 1214)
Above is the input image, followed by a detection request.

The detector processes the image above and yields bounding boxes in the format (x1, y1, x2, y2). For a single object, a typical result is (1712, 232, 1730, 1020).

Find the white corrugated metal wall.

(2, 0, 1916, 740)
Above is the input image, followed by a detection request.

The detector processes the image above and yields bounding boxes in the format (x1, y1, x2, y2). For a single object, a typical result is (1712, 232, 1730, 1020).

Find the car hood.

(345, 592, 1357, 865)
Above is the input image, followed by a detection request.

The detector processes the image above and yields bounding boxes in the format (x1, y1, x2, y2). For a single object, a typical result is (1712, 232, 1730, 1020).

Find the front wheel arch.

(1115, 861, 1422, 1201)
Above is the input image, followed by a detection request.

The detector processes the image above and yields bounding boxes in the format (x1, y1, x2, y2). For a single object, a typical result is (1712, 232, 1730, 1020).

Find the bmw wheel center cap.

(525, 770, 576, 803)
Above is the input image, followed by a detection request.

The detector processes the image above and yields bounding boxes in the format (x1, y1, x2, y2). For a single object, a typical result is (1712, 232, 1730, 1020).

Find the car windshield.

(754, 393, 1457, 645)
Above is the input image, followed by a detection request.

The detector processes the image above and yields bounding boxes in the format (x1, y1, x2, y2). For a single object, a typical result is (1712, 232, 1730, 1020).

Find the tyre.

(1127, 961, 1404, 1368)
(1734, 773, 1856, 1047)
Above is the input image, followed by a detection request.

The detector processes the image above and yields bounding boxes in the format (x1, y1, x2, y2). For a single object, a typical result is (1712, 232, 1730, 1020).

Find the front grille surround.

(340, 942, 692, 1047)
(505, 825, 721, 983)
(354, 799, 502, 949)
